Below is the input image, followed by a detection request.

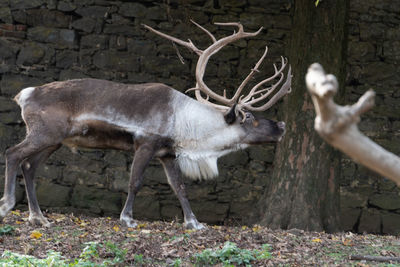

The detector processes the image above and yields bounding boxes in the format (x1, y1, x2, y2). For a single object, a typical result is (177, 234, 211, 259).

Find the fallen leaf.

(113, 225, 120, 232)
(342, 238, 353, 246)
(126, 233, 137, 238)
(15, 221, 23, 225)
(312, 238, 322, 243)
(11, 210, 21, 216)
(79, 232, 88, 238)
(30, 230, 43, 239)
(137, 223, 147, 229)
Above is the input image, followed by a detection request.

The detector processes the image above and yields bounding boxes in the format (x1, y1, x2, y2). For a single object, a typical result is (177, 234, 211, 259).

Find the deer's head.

(144, 21, 292, 145)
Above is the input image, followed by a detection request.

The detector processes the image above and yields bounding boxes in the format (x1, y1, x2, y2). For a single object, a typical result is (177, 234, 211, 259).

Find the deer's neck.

(172, 95, 247, 179)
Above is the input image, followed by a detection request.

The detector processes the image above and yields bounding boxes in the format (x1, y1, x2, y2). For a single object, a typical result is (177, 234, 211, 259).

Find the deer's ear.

(224, 105, 237, 125)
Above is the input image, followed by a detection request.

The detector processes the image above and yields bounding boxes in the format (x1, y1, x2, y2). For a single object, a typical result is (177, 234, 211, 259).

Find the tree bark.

(257, 0, 348, 232)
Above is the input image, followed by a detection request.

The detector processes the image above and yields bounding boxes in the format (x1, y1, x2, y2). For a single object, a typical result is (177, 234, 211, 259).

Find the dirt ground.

(0, 210, 399, 266)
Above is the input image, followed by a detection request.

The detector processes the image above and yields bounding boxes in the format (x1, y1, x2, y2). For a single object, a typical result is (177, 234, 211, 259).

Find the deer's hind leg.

(21, 145, 61, 226)
(1, 117, 67, 223)
(0, 137, 53, 220)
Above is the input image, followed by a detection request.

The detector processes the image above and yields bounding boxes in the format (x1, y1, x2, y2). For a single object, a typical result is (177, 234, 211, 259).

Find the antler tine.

(242, 65, 292, 112)
(232, 46, 269, 104)
(190, 19, 217, 43)
(244, 72, 285, 106)
(241, 56, 288, 103)
(193, 22, 264, 107)
(142, 24, 203, 56)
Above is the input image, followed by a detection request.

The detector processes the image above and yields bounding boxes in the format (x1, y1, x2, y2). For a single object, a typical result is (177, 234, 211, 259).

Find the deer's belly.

(63, 120, 134, 151)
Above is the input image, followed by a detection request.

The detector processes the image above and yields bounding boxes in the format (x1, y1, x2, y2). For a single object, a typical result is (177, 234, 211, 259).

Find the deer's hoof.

(29, 215, 52, 227)
(184, 219, 206, 230)
(0, 199, 14, 219)
(120, 217, 138, 228)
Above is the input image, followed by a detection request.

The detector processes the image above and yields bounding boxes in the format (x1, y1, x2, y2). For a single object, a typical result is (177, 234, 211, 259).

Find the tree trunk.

(257, 0, 349, 232)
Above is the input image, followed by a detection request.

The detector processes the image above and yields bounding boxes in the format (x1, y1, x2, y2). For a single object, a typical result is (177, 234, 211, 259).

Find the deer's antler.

(143, 21, 292, 117)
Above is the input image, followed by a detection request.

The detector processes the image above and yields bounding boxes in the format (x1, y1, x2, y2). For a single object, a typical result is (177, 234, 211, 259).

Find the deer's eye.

(245, 113, 253, 120)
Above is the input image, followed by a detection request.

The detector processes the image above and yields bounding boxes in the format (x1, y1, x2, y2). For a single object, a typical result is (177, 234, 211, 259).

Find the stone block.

(186, 184, 215, 201)
(71, 185, 122, 215)
(230, 200, 255, 218)
(132, 195, 160, 220)
(36, 180, 71, 207)
(381, 212, 400, 235)
(219, 0, 246, 7)
(160, 201, 182, 220)
(27, 27, 77, 49)
(103, 24, 139, 36)
(369, 193, 400, 210)
(248, 160, 266, 173)
(10, 0, 44, 10)
(59, 70, 89, 80)
(57, 1, 76, 12)
(240, 13, 273, 30)
(36, 163, 62, 181)
(340, 208, 360, 231)
(361, 62, 396, 83)
(0, 124, 14, 152)
(109, 167, 129, 193)
(219, 150, 248, 167)
(93, 50, 139, 72)
(0, 97, 18, 112)
(0, 111, 20, 124)
(191, 201, 229, 224)
(0, 74, 43, 96)
(143, 166, 166, 184)
(358, 208, 381, 233)
(360, 23, 386, 41)
(347, 41, 375, 62)
(119, 3, 146, 18)
(145, 6, 167, 21)
(248, 146, 275, 162)
(26, 9, 71, 28)
(16, 42, 45, 66)
(75, 6, 109, 18)
(72, 17, 96, 33)
(340, 189, 368, 208)
(56, 50, 78, 68)
(81, 34, 108, 49)
(0, 7, 12, 23)
(383, 41, 400, 61)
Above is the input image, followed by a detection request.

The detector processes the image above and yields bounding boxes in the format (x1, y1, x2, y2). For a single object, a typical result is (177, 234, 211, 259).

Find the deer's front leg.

(159, 157, 205, 230)
(120, 141, 155, 228)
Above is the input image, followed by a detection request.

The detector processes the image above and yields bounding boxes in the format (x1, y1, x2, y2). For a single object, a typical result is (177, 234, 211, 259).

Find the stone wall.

(0, 0, 399, 234)
(0, 0, 291, 226)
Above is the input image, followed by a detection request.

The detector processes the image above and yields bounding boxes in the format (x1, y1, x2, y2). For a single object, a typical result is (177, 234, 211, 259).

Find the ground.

(0, 211, 399, 266)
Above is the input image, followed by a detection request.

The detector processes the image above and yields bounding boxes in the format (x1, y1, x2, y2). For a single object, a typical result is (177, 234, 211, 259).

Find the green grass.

(0, 225, 15, 236)
(0, 241, 129, 267)
(194, 241, 272, 267)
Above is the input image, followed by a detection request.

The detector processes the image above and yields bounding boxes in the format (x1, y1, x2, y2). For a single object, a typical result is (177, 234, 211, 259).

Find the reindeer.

(0, 22, 291, 229)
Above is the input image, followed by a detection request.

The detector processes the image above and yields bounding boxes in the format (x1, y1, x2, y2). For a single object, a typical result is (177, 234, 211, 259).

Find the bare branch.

(306, 63, 400, 186)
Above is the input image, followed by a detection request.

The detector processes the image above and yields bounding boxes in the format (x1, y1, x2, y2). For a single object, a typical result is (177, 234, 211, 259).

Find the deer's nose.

(277, 121, 285, 129)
